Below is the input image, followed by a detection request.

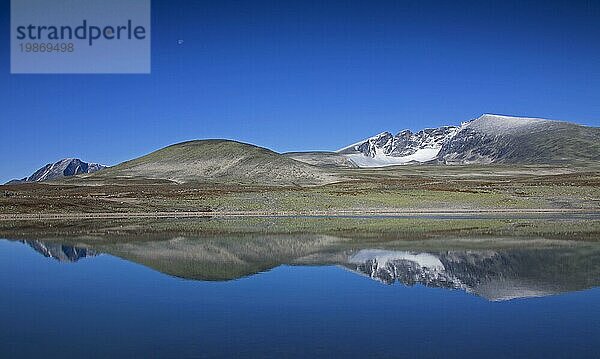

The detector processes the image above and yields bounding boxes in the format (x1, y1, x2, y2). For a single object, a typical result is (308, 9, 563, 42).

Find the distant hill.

(92, 139, 339, 186)
(7, 158, 106, 184)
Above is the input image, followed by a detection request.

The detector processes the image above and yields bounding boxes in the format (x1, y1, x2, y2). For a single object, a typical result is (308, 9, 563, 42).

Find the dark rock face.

(437, 128, 505, 164)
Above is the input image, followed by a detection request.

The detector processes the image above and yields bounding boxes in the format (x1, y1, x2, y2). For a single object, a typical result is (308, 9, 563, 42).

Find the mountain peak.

(463, 114, 552, 136)
(480, 113, 545, 119)
(476, 113, 551, 123)
(7, 158, 107, 184)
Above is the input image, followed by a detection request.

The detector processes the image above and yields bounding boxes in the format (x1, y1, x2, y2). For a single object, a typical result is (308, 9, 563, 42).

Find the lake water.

(1, 237, 599, 358)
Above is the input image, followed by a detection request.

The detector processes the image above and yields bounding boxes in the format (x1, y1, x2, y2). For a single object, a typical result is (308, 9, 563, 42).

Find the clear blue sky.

(1, 0, 600, 182)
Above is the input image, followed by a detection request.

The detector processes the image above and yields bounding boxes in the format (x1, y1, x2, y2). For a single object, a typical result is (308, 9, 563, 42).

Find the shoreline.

(1, 208, 599, 221)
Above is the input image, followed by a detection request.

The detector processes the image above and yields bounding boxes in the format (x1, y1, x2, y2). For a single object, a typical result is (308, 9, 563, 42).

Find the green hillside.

(92, 140, 339, 186)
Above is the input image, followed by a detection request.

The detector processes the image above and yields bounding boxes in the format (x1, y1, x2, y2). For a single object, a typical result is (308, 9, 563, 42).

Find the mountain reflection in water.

(18, 236, 600, 301)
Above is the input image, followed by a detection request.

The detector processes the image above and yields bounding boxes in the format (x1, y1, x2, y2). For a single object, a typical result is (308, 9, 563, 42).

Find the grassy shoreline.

(1, 165, 597, 241)
(2, 165, 599, 215)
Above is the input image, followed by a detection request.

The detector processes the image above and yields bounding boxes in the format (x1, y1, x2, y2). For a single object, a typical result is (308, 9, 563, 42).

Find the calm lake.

(1, 236, 599, 358)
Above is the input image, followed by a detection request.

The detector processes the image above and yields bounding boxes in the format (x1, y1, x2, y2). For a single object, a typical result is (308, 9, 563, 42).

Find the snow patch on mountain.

(345, 148, 441, 167)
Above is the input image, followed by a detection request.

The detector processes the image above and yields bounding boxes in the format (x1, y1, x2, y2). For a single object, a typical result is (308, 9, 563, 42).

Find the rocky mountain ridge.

(7, 158, 106, 184)
(336, 114, 600, 167)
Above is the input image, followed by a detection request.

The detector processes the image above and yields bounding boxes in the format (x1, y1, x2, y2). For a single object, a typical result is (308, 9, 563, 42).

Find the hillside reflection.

(18, 235, 600, 301)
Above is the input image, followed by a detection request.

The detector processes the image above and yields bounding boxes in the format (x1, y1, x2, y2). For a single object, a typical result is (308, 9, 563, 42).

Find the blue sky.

(1, 0, 600, 182)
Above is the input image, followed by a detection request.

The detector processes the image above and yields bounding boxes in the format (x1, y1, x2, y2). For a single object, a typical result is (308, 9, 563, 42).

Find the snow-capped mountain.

(337, 126, 459, 167)
(336, 114, 600, 167)
(7, 158, 107, 184)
